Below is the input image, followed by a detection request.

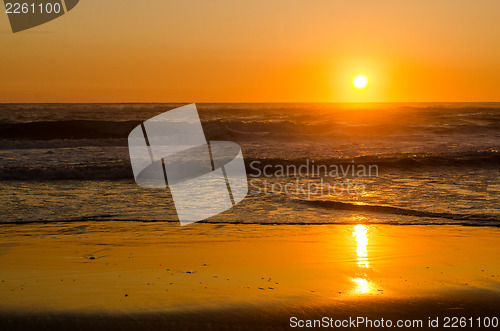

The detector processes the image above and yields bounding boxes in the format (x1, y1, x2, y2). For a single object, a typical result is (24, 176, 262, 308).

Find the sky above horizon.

(1, 0, 499, 102)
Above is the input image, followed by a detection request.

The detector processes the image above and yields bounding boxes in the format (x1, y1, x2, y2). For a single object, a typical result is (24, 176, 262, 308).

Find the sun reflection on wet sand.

(352, 224, 377, 294)
(353, 224, 369, 268)
(353, 277, 375, 293)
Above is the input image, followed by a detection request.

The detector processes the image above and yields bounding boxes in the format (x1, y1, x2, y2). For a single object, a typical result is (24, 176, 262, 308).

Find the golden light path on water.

(354, 224, 369, 268)
(353, 278, 372, 293)
(352, 224, 377, 294)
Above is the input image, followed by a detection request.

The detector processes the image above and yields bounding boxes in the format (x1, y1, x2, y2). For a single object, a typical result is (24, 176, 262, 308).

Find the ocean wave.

(0, 139, 127, 149)
(292, 199, 499, 224)
(0, 120, 140, 140)
(1, 117, 499, 141)
(0, 217, 498, 227)
(0, 151, 498, 180)
(244, 152, 500, 173)
(0, 165, 133, 180)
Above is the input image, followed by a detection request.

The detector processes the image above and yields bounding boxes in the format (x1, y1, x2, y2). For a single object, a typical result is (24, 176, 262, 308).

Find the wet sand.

(0, 222, 499, 330)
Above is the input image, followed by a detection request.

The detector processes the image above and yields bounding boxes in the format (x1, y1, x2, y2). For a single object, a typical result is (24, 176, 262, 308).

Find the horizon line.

(1, 101, 500, 105)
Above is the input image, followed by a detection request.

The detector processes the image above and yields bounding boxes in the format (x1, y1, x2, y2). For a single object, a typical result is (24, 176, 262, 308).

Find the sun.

(353, 75, 368, 89)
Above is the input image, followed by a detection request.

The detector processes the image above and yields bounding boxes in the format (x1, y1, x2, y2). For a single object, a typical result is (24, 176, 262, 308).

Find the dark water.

(0, 103, 498, 226)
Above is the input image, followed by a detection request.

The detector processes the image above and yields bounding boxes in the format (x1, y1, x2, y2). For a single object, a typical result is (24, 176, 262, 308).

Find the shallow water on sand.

(0, 223, 499, 313)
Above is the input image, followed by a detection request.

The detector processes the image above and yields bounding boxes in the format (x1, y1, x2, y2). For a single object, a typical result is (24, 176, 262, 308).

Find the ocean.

(0, 103, 498, 226)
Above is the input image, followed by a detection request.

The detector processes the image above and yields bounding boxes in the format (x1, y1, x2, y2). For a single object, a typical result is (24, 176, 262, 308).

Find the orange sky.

(1, 0, 499, 102)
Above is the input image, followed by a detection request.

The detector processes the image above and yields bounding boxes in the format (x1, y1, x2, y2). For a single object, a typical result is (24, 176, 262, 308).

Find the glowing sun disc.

(353, 75, 368, 89)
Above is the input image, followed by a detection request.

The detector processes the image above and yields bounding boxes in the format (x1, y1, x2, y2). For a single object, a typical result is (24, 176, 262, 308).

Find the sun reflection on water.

(351, 224, 377, 294)
(353, 224, 369, 268)
(353, 277, 374, 293)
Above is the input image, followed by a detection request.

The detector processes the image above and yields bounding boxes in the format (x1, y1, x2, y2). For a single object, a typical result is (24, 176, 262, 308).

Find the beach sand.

(0, 222, 499, 330)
